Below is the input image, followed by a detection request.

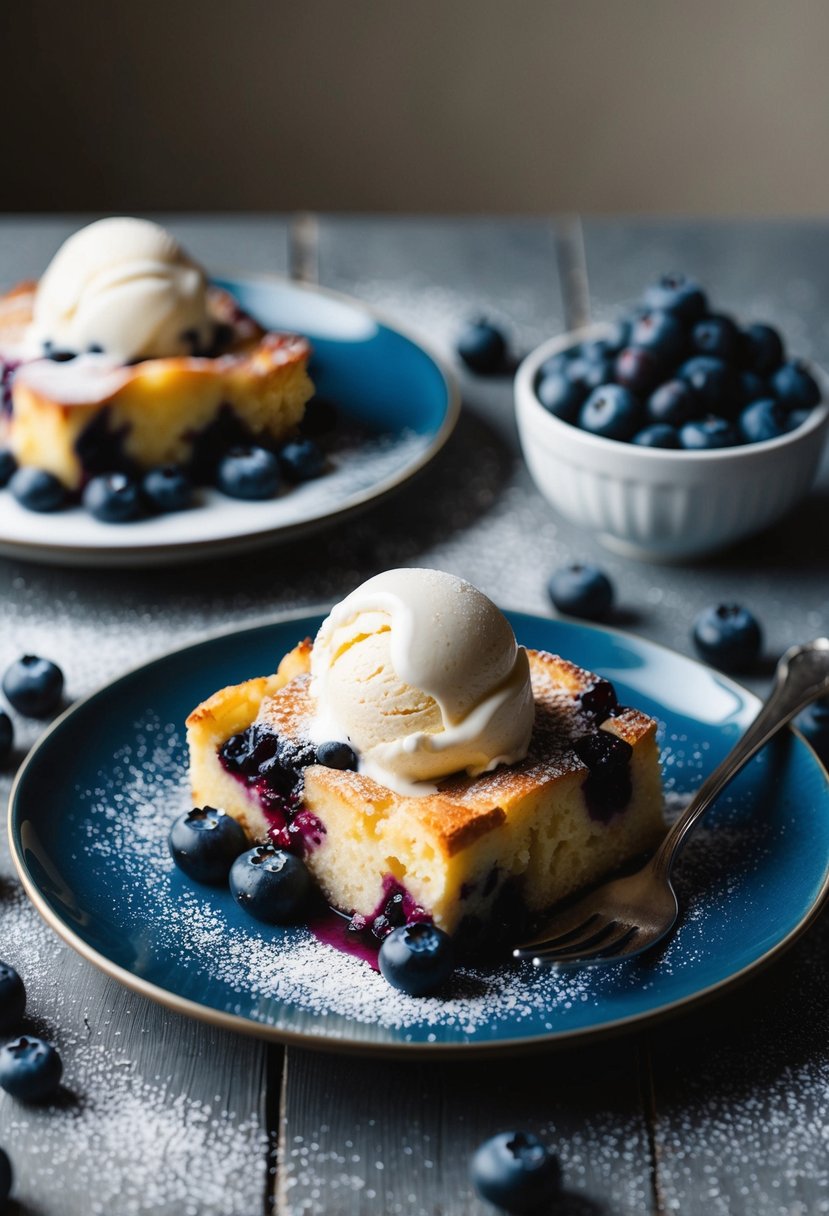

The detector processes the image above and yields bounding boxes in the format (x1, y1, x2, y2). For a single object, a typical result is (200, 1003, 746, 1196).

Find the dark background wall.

(6, 0, 829, 214)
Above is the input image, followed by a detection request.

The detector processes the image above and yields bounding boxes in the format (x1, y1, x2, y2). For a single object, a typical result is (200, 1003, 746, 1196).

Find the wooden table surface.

(1, 215, 827, 1216)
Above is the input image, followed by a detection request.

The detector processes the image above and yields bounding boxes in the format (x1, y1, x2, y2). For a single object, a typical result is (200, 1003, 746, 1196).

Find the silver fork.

(513, 638, 829, 968)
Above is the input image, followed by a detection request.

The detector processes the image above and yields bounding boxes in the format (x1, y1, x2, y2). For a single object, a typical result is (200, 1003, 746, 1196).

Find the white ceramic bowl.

(515, 324, 829, 562)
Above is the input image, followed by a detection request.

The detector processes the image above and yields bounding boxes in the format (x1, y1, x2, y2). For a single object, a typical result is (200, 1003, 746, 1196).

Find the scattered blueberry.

(771, 360, 821, 410)
(677, 356, 736, 414)
(456, 318, 507, 374)
(0, 1146, 10, 1207)
(643, 273, 708, 322)
(2, 655, 64, 718)
(300, 396, 338, 437)
(169, 806, 248, 885)
(0, 962, 25, 1032)
(470, 1131, 562, 1215)
(217, 446, 281, 500)
(579, 384, 642, 441)
(738, 398, 790, 444)
(548, 563, 614, 621)
(692, 314, 740, 362)
(631, 309, 686, 362)
(614, 346, 662, 396)
(83, 472, 144, 523)
(795, 697, 829, 761)
(741, 323, 784, 375)
(0, 449, 16, 488)
(0, 1036, 62, 1102)
(279, 438, 325, 483)
(378, 922, 454, 996)
(692, 604, 763, 672)
(633, 423, 681, 448)
(315, 740, 358, 770)
(0, 711, 12, 766)
(536, 373, 584, 422)
(229, 846, 313, 923)
(647, 380, 698, 427)
(679, 416, 740, 450)
(9, 467, 67, 512)
(142, 466, 194, 514)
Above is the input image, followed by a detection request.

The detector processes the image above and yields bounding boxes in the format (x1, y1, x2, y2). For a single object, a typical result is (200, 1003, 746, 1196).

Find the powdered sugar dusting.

(63, 709, 785, 1045)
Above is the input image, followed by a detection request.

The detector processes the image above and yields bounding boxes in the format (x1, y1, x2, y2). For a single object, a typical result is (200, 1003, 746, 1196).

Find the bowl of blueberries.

(514, 273, 829, 560)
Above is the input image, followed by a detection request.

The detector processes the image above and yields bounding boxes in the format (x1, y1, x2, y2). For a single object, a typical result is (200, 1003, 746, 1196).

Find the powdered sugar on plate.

(68, 711, 779, 1044)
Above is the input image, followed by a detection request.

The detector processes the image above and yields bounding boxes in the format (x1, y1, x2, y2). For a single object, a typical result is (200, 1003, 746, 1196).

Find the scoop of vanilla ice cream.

(309, 569, 535, 792)
(30, 217, 213, 361)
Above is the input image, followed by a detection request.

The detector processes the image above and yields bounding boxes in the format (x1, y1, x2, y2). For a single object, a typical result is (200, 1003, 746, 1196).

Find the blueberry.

(9, 467, 67, 512)
(300, 396, 338, 437)
(603, 318, 631, 354)
(738, 398, 790, 444)
(548, 563, 614, 621)
(142, 466, 194, 514)
(631, 309, 686, 362)
(0, 1147, 10, 1206)
(579, 384, 642, 441)
(169, 806, 248, 885)
(456, 318, 507, 374)
(573, 730, 633, 775)
(538, 350, 571, 379)
(470, 1131, 561, 1215)
(771, 360, 821, 410)
(2, 655, 64, 718)
(647, 380, 699, 426)
(279, 438, 325, 483)
(795, 697, 829, 762)
(739, 370, 767, 405)
(378, 922, 454, 996)
(0, 711, 12, 766)
(633, 423, 681, 448)
(229, 846, 313, 923)
(678, 356, 737, 414)
(315, 740, 358, 770)
(536, 373, 584, 422)
(563, 354, 607, 392)
(0, 449, 16, 488)
(741, 323, 784, 375)
(692, 314, 740, 362)
(0, 1036, 62, 1102)
(217, 446, 281, 500)
(614, 347, 663, 396)
(786, 408, 811, 432)
(0, 962, 25, 1032)
(679, 416, 740, 450)
(83, 472, 144, 523)
(643, 274, 708, 322)
(692, 604, 762, 672)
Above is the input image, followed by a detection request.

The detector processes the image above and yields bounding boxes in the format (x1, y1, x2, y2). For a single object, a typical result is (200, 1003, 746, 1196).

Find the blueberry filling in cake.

(185, 570, 665, 963)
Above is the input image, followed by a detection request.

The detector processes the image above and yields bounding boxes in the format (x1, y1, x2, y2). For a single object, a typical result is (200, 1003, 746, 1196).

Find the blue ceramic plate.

(10, 612, 829, 1056)
(0, 276, 459, 568)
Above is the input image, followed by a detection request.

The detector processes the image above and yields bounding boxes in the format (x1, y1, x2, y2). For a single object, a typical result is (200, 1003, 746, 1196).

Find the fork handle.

(651, 638, 829, 882)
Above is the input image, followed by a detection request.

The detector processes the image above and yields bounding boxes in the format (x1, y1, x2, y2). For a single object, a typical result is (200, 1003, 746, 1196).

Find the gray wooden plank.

(277, 216, 655, 1216)
(581, 217, 829, 1215)
(0, 215, 290, 1215)
(279, 1046, 655, 1216)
